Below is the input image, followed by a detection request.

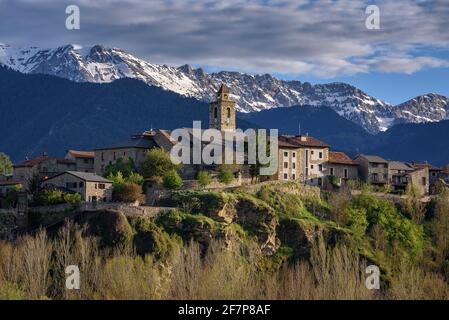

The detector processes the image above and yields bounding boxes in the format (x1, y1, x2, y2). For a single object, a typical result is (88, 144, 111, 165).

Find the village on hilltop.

(1, 84, 449, 213)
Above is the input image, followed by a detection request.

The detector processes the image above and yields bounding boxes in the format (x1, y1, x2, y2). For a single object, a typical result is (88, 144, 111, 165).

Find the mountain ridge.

(0, 43, 448, 134)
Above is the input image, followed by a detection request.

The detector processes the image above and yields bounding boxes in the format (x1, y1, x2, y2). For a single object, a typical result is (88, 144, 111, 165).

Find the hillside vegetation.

(1, 182, 449, 299)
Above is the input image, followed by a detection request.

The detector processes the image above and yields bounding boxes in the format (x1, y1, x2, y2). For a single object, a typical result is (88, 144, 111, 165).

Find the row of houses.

(1, 84, 449, 203)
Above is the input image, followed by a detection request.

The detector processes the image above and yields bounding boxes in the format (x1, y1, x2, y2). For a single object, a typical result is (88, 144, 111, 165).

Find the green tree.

(0, 152, 13, 176)
(218, 169, 234, 185)
(139, 148, 180, 182)
(163, 170, 183, 190)
(104, 157, 136, 178)
(112, 183, 144, 203)
(196, 170, 212, 188)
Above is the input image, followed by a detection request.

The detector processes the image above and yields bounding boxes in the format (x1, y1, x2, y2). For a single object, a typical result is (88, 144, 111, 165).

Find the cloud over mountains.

(0, 0, 448, 77)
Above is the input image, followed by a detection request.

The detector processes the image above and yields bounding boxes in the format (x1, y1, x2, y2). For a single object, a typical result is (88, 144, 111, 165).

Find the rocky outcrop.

(277, 218, 346, 259)
(162, 191, 280, 255)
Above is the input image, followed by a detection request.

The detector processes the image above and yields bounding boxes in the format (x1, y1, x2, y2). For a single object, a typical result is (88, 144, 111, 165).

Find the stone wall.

(0, 209, 17, 239)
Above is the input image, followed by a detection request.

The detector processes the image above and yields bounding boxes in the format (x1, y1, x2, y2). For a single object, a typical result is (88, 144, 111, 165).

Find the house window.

(283, 173, 288, 180)
(84, 159, 89, 164)
(330, 167, 334, 176)
(344, 169, 348, 179)
(292, 162, 296, 169)
(311, 165, 314, 169)
(292, 174, 296, 180)
(432, 172, 436, 177)
(284, 151, 288, 157)
(66, 182, 77, 189)
(79, 182, 84, 188)
(214, 107, 218, 118)
(318, 178, 322, 185)
(101, 152, 104, 162)
(98, 184, 106, 190)
(311, 150, 314, 155)
(319, 152, 323, 159)
(292, 152, 296, 158)
(227, 108, 231, 119)
(422, 177, 427, 186)
(318, 164, 323, 172)
(284, 162, 288, 169)
(113, 152, 116, 160)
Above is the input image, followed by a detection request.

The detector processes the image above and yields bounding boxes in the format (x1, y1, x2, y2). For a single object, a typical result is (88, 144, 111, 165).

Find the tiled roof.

(279, 135, 330, 148)
(413, 163, 442, 171)
(45, 171, 112, 183)
(356, 154, 388, 164)
(328, 152, 357, 165)
(14, 155, 53, 168)
(95, 136, 158, 150)
(389, 161, 414, 171)
(67, 150, 95, 158)
(56, 159, 76, 165)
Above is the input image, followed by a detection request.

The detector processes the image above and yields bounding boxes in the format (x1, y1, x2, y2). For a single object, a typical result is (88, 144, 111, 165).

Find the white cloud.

(0, 0, 448, 77)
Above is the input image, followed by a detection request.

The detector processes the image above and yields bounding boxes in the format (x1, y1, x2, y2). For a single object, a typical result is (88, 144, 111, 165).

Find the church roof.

(217, 84, 230, 96)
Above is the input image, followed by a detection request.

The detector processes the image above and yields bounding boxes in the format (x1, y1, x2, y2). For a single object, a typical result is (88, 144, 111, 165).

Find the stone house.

(412, 163, 447, 186)
(94, 129, 174, 175)
(276, 135, 329, 186)
(42, 171, 113, 202)
(65, 150, 95, 173)
(13, 155, 76, 189)
(325, 151, 358, 184)
(390, 167, 430, 195)
(354, 154, 389, 185)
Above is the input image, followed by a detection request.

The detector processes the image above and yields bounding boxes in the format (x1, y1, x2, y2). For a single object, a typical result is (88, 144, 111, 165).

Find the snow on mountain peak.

(0, 43, 447, 134)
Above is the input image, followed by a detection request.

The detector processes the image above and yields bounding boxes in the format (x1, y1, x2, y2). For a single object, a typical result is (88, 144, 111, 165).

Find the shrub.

(0, 282, 25, 300)
(86, 210, 134, 248)
(163, 170, 183, 190)
(127, 172, 144, 185)
(140, 148, 180, 182)
(104, 157, 136, 178)
(33, 189, 83, 206)
(63, 192, 81, 204)
(197, 171, 212, 188)
(132, 216, 179, 260)
(218, 169, 234, 185)
(113, 183, 143, 203)
(351, 193, 424, 259)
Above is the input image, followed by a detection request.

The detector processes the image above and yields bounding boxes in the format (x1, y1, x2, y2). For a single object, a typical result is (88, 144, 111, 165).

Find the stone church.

(209, 84, 236, 131)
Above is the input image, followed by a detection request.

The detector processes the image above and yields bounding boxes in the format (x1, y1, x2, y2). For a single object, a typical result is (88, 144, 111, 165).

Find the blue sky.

(0, 0, 448, 105)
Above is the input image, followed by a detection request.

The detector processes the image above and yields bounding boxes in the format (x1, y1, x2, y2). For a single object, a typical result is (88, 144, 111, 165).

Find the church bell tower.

(209, 84, 236, 131)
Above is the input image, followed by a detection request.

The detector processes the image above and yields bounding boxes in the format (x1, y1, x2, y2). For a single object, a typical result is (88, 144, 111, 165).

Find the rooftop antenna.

(298, 122, 301, 136)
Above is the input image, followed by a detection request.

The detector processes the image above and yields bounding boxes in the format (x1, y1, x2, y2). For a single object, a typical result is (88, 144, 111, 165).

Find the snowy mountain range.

(1, 43, 448, 134)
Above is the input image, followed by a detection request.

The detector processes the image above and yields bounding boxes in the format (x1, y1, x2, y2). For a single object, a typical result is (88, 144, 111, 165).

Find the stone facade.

(42, 171, 113, 202)
(94, 130, 174, 175)
(354, 154, 389, 185)
(276, 135, 329, 186)
(65, 150, 95, 173)
(209, 84, 236, 131)
(95, 147, 148, 175)
(13, 156, 76, 189)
